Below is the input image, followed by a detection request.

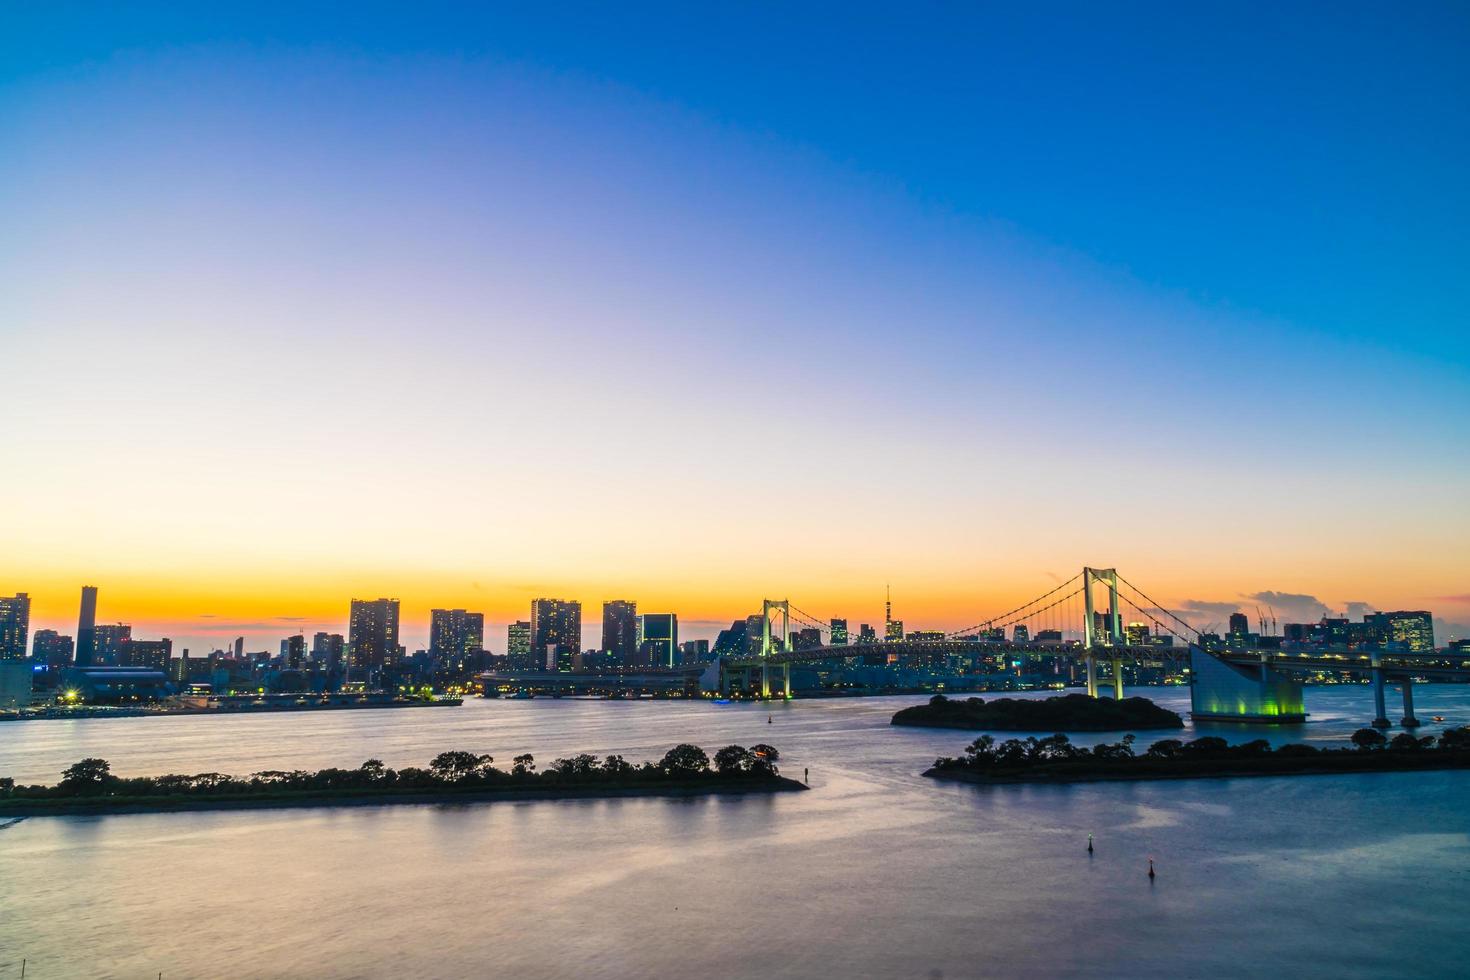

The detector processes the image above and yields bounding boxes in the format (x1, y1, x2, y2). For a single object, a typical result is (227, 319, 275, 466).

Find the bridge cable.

(946, 573, 1082, 639)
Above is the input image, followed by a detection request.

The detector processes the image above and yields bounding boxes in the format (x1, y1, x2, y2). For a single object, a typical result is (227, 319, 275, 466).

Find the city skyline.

(3, 6, 1467, 658)
(4, 576, 1465, 659)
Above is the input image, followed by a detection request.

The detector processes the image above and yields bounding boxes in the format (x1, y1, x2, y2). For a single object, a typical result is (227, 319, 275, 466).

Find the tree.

(748, 744, 780, 775)
(1389, 733, 1432, 752)
(659, 744, 710, 775)
(512, 754, 536, 776)
(1181, 737, 1229, 756)
(1437, 727, 1470, 751)
(964, 735, 996, 764)
(714, 745, 754, 774)
(429, 751, 493, 781)
(1350, 728, 1387, 751)
(60, 758, 114, 794)
(929, 694, 949, 707)
(359, 759, 388, 782)
(1146, 739, 1184, 760)
(601, 755, 634, 776)
(550, 754, 599, 777)
(0, 776, 14, 796)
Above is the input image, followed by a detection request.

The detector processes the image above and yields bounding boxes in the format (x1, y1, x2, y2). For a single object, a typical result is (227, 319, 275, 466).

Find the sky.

(3, 2, 1468, 653)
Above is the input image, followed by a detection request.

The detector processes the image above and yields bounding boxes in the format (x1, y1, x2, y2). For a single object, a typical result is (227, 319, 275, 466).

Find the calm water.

(2, 686, 1468, 979)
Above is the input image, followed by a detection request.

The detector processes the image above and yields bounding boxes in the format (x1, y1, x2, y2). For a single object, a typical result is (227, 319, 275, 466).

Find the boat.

(1432, 715, 1445, 723)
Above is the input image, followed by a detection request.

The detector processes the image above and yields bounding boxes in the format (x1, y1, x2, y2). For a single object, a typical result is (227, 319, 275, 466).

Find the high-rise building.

(637, 613, 678, 667)
(712, 620, 748, 658)
(1125, 622, 1151, 646)
(530, 599, 581, 671)
(507, 621, 532, 669)
(679, 639, 710, 664)
(0, 593, 30, 661)
(601, 600, 638, 667)
(1012, 624, 1030, 643)
(32, 629, 74, 667)
(312, 632, 345, 671)
(430, 609, 485, 674)
(1228, 612, 1249, 637)
(791, 627, 822, 650)
(858, 623, 877, 643)
(885, 620, 905, 642)
(233, 636, 245, 659)
(94, 623, 132, 666)
(124, 638, 172, 671)
(76, 585, 98, 667)
(1384, 611, 1434, 653)
(830, 618, 848, 646)
(348, 598, 401, 675)
(283, 634, 307, 671)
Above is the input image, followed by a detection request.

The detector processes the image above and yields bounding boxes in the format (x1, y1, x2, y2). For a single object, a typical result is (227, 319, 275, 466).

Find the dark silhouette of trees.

(1351, 728, 1387, 751)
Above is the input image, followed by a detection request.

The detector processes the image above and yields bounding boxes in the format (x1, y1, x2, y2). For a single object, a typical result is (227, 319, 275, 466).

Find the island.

(0, 743, 805, 816)
(892, 693, 1184, 732)
(924, 727, 1470, 785)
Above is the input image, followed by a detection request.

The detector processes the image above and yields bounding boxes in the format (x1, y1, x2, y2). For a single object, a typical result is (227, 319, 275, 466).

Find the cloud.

(1177, 599, 1244, 619)
(1246, 591, 1331, 624)
(1343, 601, 1378, 619)
(275, 616, 307, 622)
(1435, 618, 1470, 643)
(1433, 594, 1470, 604)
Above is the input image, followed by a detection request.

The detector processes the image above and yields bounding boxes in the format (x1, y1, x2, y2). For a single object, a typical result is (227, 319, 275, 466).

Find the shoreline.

(0, 775, 809, 817)
(923, 755, 1470, 786)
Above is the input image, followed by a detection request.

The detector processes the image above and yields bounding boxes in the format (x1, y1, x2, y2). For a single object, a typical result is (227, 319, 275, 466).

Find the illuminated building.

(907, 630, 944, 642)
(1383, 611, 1434, 652)
(94, 623, 132, 666)
(601, 600, 638, 666)
(885, 620, 904, 642)
(348, 598, 401, 674)
(507, 620, 532, 669)
(858, 624, 877, 643)
(429, 609, 485, 673)
(1125, 622, 1151, 646)
(1035, 629, 1063, 642)
(830, 619, 848, 646)
(1228, 612, 1249, 637)
(1012, 625, 1030, 643)
(638, 613, 679, 667)
(282, 634, 306, 671)
(312, 632, 344, 671)
(530, 599, 581, 671)
(792, 627, 822, 650)
(680, 639, 710, 663)
(32, 629, 74, 667)
(76, 585, 98, 667)
(0, 593, 29, 661)
(124, 638, 173, 671)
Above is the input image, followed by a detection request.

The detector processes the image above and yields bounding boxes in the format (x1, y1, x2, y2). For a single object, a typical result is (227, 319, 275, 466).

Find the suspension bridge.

(715, 566, 1470, 727)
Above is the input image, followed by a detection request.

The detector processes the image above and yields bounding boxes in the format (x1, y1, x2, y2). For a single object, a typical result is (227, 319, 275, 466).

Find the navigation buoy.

(1148, 858, 1156, 880)
(768, 714, 772, 724)
(1087, 834, 1094, 854)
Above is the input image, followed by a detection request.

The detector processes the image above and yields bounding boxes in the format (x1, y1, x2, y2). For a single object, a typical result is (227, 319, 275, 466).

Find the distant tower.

(885, 584, 892, 630)
(76, 585, 98, 667)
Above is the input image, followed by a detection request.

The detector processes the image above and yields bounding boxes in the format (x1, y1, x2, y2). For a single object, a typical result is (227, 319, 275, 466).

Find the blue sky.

(2, 3, 1467, 651)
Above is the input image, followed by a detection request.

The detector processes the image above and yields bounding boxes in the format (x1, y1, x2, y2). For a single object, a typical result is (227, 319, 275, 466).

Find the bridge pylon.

(759, 599, 792, 700)
(1082, 567, 1126, 699)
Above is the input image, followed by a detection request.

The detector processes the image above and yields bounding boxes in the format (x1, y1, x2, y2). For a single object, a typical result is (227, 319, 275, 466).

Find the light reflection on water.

(2, 687, 1468, 979)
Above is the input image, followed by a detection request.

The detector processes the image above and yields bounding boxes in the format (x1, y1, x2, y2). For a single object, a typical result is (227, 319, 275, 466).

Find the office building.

(885, 620, 905, 642)
(1126, 622, 1151, 646)
(283, 634, 307, 671)
(1228, 612, 1249, 637)
(1012, 625, 1030, 643)
(1035, 629, 1063, 642)
(312, 632, 345, 671)
(680, 639, 710, 664)
(348, 598, 401, 674)
(530, 599, 581, 671)
(638, 613, 679, 667)
(858, 624, 877, 643)
(507, 621, 532, 669)
(32, 629, 74, 668)
(829, 618, 848, 646)
(76, 585, 98, 667)
(601, 600, 638, 667)
(0, 593, 30, 661)
(94, 623, 132, 666)
(1383, 611, 1434, 653)
(124, 638, 173, 671)
(429, 609, 485, 674)
(712, 620, 748, 658)
(0, 661, 32, 711)
(791, 627, 822, 650)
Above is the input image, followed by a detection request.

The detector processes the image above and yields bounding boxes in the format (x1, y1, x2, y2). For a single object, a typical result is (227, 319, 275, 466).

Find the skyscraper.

(530, 599, 581, 671)
(858, 623, 877, 643)
(430, 609, 485, 674)
(283, 634, 307, 671)
(507, 621, 532, 669)
(829, 618, 848, 646)
(0, 593, 30, 661)
(638, 613, 679, 667)
(124, 638, 172, 671)
(348, 598, 401, 675)
(76, 585, 98, 667)
(601, 600, 638, 667)
(94, 623, 132, 666)
(1385, 611, 1434, 653)
(1228, 612, 1249, 637)
(32, 629, 74, 667)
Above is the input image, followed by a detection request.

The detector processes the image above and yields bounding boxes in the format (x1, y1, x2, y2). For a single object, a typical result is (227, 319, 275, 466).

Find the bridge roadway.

(721, 639, 1180, 670)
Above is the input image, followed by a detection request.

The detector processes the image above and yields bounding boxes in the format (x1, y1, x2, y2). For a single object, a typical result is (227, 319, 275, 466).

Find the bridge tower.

(759, 599, 793, 700)
(1082, 567, 1126, 699)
